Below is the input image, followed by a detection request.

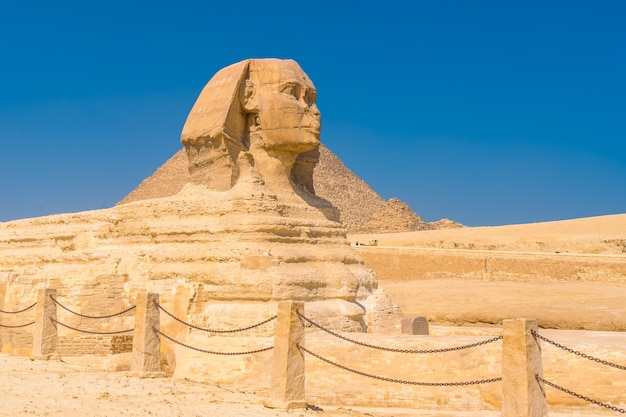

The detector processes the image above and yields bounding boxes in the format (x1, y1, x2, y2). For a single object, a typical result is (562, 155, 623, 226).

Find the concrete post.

(129, 292, 163, 377)
(267, 300, 305, 410)
(31, 288, 58, 360)
(502, 318, 547, 417)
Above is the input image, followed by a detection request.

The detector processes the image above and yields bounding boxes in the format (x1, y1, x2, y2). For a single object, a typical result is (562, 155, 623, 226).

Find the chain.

(297, 312, 502, 353)
(0, 321, 35, 328)
(154, 328, 274, 355)
(536, 375, 626, 414)
(0, 302, 37, 314)
(50, 296, 136, 319)
(155, 301, 277, 334)
(299, 344, 501, 386)
(51, 318, 134, 335)
(532, 330, 626, 371)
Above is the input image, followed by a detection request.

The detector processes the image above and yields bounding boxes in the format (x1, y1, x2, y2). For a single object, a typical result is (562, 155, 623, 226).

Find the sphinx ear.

(241, 80, 259, 113)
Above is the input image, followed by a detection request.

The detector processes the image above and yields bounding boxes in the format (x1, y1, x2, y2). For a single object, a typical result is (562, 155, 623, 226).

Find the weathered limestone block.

(502, 318, 547, 417)
(359, 285, 403, 333)
(129, 292, 163, 377)
(267, 301, 305, 409)
(401, 316, 429, 335)
(31, 288, 58, 360)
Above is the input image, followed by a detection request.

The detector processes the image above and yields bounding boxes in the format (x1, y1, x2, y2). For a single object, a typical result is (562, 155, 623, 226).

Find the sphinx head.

(180, 59, 321, 192)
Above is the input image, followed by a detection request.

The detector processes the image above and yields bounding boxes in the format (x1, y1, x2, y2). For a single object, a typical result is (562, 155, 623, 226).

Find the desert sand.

(381, 278, 625, 331)
(351, 213, 626, 254)
(0, 353, 612, 417)
(350, 214, 626, 331)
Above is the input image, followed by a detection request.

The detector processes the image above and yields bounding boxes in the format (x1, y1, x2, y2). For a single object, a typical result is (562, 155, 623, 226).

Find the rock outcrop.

(428, 218, 464, 230)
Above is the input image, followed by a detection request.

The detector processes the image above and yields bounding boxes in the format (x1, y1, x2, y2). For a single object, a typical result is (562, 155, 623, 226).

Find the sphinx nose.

(308, 103, 320, 116)
(298, 95, 311, 107)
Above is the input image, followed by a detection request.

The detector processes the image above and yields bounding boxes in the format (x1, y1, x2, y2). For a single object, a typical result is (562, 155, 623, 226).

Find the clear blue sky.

(1, 1, 624, 226)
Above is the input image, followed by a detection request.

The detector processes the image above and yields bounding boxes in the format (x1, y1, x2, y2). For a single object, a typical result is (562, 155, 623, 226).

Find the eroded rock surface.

(0, 59, 402, 361)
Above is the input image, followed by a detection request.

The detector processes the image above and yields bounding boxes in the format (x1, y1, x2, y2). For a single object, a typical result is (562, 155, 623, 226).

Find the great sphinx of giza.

(0, 59, 401, 362)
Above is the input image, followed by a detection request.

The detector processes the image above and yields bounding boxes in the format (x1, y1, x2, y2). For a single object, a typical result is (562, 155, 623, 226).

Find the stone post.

(483, 268, 491, 281)
(129, 292, 163, 377)
(31, 288, 58, 360)
(267, 300, 305, 409)
(501, 318, 547, 417)
(0, 281, 7, 353)
(401, 316, 429, 335)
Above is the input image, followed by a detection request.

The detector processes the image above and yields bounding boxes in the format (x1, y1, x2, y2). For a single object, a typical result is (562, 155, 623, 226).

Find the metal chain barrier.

(0, 302, 37, 314)
(532, 330, 626, 371)
(155, 301, 277, 334)
(50, 296, 136, 319)
(0, 321, 35, 328)
(299, 344, 501, 386)
(155, 328, 274, 355)
(298, 312, 502, 353)
(51, 317, 134, 335)
(536, 375, 625, 414)
(0, 302, 36, 328)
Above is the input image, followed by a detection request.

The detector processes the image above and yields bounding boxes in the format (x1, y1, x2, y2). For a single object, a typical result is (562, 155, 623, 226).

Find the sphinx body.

(0, 59, 401, 369)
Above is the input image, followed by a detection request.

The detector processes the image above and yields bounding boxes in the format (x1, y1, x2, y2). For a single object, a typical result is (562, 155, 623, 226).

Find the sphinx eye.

(281, 82, 299, 98)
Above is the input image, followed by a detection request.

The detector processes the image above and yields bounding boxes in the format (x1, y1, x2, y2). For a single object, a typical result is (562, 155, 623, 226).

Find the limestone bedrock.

(0, 59, 401, 346)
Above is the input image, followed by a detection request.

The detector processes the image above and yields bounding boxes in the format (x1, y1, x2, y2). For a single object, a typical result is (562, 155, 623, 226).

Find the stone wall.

(355, 247, 626, 283)
(168, 327, 626, 413)
(56, 335, 133, 356)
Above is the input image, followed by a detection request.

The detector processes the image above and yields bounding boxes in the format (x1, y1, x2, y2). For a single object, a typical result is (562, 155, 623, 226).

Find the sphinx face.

(252, 61, 321, 153)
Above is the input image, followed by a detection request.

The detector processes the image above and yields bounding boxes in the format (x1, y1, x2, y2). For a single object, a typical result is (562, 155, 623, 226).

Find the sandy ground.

(382, 279, 626, 331)
(0, 353, 615, 417)
(352, 214, 626, 254)
(350, 214, 626, 331)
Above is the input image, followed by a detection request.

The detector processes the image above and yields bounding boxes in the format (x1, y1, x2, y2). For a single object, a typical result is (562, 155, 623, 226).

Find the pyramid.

(118, 144, 455, 233)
